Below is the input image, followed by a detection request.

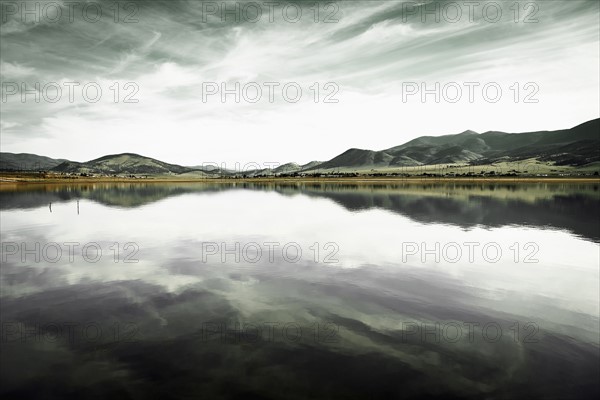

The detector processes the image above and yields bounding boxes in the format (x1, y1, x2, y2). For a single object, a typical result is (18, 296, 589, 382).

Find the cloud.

(1, 0, 598, 164)
(0, 120, 21, 130)
(0, 61, 36, 78)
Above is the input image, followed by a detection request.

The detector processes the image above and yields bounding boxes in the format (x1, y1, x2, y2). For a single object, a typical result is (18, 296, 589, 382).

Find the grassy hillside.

(2, 118, 598, 177)
(53, 153, 195, 175)
(304, 118, 599, 172)
(0, 153, 68, 171)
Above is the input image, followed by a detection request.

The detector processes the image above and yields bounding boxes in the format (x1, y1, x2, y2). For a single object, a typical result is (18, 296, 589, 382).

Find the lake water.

(1, 182, 599, 399)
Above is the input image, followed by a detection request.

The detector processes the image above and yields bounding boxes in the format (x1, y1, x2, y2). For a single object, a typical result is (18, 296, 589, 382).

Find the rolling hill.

(52, 153, 195, 175)
(306, 119, 599, 171)
(0, 153, 68, 171)
(1, 118, 598, 176)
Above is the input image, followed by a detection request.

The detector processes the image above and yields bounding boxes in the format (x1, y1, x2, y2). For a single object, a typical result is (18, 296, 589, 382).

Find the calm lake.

(1, 181, 599, 399)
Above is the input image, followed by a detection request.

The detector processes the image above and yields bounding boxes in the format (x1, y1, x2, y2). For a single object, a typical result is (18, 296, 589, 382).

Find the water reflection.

(1, 182, 598, 399)
(2, 181, 599, 241)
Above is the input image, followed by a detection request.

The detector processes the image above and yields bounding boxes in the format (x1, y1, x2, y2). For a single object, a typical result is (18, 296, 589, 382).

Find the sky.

(1, 0, 599, 166)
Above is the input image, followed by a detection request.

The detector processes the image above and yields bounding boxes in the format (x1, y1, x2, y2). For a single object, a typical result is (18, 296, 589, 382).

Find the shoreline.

(1, 175, 599, 186)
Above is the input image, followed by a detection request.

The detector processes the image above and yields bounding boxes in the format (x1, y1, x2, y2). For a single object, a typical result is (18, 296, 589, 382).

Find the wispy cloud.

(1, 0, 598, 164)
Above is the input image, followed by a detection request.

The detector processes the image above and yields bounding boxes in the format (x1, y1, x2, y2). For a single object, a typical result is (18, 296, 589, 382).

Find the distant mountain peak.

(2, 118, 598, 175)
(91, 153, 148, 162)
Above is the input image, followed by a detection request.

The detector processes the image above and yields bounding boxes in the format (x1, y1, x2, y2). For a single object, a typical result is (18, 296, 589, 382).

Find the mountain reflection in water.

(1, 181, 598, 399)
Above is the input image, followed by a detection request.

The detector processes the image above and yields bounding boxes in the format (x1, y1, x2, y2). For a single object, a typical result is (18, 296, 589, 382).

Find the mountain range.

(310, 118, 599, 171)
(1, 118, 598, 176)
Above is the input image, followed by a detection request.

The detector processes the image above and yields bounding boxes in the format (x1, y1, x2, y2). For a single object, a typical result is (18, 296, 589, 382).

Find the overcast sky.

(1, 0, 599, 166)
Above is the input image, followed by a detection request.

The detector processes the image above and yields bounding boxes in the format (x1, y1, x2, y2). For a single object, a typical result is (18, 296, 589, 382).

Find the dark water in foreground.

(1, 182, 599, 399)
